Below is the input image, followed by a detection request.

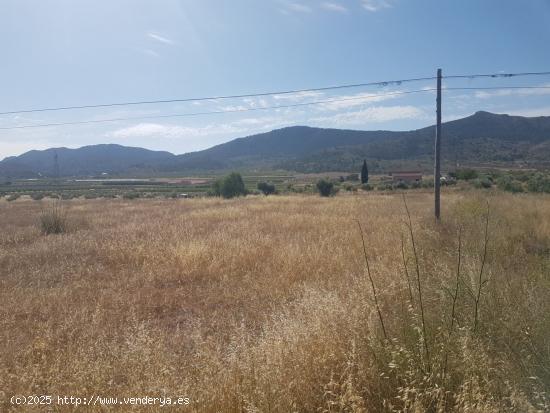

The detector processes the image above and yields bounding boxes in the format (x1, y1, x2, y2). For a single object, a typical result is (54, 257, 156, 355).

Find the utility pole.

(434, 68, 442, 220)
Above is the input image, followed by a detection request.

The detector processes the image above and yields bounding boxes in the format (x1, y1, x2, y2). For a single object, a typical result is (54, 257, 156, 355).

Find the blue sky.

(1, 0, 550, 159)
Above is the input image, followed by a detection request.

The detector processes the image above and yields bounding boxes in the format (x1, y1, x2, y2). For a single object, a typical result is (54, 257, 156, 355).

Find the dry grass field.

(1, 192, 549, 412)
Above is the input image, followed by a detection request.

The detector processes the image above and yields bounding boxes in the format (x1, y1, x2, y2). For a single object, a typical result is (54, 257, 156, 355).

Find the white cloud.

(321, 2, 348, 12)
(142, 49, 160, 58)
(288, 2, 312, 12)
(239, 97, 270, 108)
(147, 32, 174, 45)
(474, 84, 550, 99)
(219, 105, 249, 112)
(316, 90, 400, 111)
(107, 123, 216, 140)
(310, 105, 426, 127)
(0, 140, 63, 160)
(361, 0, 392, 12)
(273, 90, 325, 101)
(502, 107, 550, 117)
(281, 2, 313, 13)
(106, 115, 287, 142)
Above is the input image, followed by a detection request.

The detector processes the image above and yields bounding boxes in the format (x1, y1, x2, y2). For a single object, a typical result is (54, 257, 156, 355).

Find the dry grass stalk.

(356, 220, 388, 340)
(400, 231, 415, 305)
(402, 193, 431, 364)
(473, 201, 490, 332)
(39, 198, 68, 235)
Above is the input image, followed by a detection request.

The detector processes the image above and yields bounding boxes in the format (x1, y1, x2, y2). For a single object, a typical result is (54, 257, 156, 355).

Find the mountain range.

(2, 111, 550, 178)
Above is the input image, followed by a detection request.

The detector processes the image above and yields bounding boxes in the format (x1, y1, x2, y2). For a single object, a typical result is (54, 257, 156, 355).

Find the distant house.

(391, 171, 423, 183)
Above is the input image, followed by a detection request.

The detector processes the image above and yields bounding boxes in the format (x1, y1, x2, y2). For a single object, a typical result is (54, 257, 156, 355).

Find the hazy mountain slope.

(276, 112, 550, 172)
(0, 144, 176, 177)
(2, 111, 550, 177)
(169, 126, 400, 170)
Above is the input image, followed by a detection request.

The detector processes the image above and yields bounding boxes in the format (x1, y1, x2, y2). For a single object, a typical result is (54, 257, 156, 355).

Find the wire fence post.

(434, 68, 442, 221)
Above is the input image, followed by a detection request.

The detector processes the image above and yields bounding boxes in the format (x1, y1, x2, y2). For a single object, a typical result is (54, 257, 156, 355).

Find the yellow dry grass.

(1, 192, 549, 412)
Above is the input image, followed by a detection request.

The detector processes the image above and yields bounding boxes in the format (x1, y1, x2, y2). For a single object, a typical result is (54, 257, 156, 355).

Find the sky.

(1, 0, 550, 160)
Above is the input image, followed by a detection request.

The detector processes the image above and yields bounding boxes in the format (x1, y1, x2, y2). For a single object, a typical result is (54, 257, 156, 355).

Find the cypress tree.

(361, 159, 369, 184)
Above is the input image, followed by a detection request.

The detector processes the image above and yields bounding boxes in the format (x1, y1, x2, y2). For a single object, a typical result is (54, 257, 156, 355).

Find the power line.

(1, 85, 549, 131)
(0, 89, 435, 130)
(446, 86, 550, 92)
(0, 76, 438, 116)
(445, 71, 550, 80)
(1, 70, 549, 116)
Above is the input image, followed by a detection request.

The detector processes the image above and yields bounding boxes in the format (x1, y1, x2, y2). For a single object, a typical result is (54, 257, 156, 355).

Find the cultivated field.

(1, 192, 549, 412)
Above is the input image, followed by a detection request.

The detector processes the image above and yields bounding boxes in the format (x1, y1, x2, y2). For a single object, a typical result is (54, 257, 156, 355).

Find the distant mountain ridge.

(2, 111, 550, 178)
(0, 144, 176, 178)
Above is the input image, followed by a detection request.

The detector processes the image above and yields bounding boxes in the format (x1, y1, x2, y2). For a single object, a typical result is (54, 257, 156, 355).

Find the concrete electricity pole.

(434, 68, 442, 220)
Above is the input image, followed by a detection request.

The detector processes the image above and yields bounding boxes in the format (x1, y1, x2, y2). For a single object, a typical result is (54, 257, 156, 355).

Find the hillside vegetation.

(3, 111, 550, 177)
(1, 193, 549, 412)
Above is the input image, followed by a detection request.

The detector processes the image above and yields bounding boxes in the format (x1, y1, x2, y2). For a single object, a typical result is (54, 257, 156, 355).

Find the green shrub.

(39, 200, 68, 235)
(123, 192, 140, 200)
(377, 183, 393, 191)
(343, 183, 354, 192)
(497, 175, 524, 193)
(527, 173, 550, 193)
(394, 181, 409, 190)
(30, 193, 45, 200)
(257, 182, 276, 196)
(454, 168, 479, 180)
(421, 179, 434, 188)
(212, 172, 247, 199)
(316, 179, 336, 197)
(473, 177, 492, 189)
(6, 194, 20, 202)
(361, 183, 373, 191)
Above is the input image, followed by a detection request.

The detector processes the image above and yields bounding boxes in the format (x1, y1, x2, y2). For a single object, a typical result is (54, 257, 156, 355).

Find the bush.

(39, 200, 68, 235)
(394, 181, 409, 190)
(421, 179, 434, 188)
(343, 183, 354, 192)
(454, 168, 479, 180)
(257, 182, 276, 196)
(123, 192, 140, 200)
(497, 175, 524, 193)
(212, 172, 247, 199)
(30, 193, 45, 200)
(527, 173, 550, 193)
(361, 183, 373, 191)
(377, 183, 393, 191)
(6, 194, 20, 202)
(316, 179, 336, 197)
(473, 177, 492, 189)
